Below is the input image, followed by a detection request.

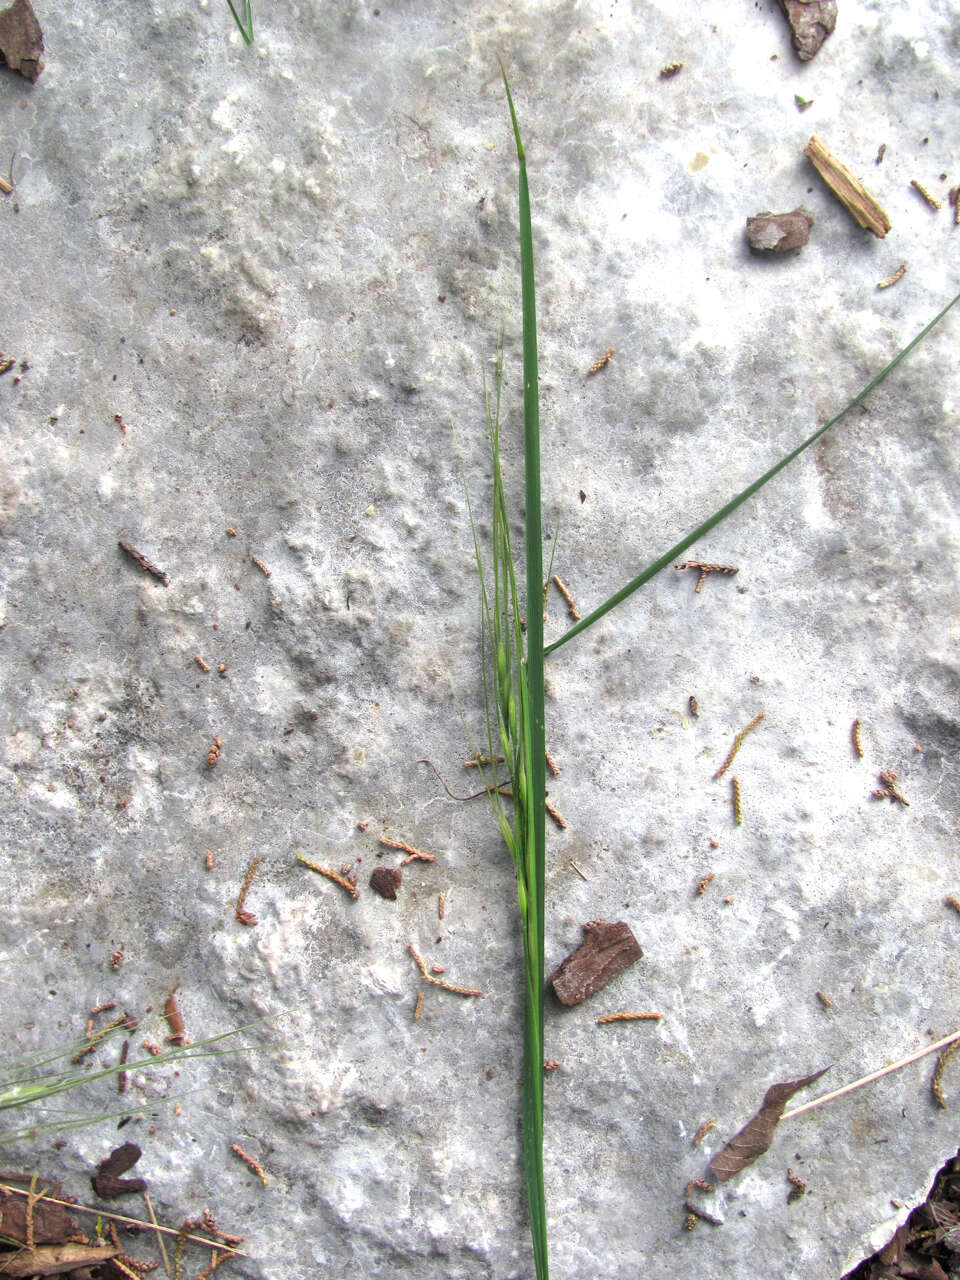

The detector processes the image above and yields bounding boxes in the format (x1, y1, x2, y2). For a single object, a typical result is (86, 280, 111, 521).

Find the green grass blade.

(544, 287, 960, 656)
(225, 0, 254, 44)
(502, 62, 549, 1280)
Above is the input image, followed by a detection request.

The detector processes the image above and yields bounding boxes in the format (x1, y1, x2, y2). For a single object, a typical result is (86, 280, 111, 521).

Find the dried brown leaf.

(0, 1183, 76, 1245)
(709, 1067, 828, 1183)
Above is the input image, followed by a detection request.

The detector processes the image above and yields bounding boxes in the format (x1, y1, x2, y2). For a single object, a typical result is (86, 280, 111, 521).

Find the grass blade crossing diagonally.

(225, 0, 254, 44)
(544, 287, 960, 656)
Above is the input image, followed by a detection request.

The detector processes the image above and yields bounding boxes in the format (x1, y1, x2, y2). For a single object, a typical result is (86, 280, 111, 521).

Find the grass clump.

(480, 66, 960, 1280)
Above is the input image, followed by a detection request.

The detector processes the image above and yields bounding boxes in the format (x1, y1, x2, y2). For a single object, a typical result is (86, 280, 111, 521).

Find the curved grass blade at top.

(544, 286, 960, 656)
(225, 0, 254, 44)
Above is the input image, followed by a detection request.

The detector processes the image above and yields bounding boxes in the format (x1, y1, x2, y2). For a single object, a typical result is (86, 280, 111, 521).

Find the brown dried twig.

(118, 540, 169, 587)
(804, 135, 891, 237)
(296, 854, 359, 900)
(712, 713, 765, 779)
(408, 944, 482, 997)
(380, 836, 435, 862)
(544, 797, 567, 830)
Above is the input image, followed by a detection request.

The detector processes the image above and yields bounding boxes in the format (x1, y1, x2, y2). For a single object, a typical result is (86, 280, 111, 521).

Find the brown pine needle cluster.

(713, 712, 765, 779)
(551, 574, 580, 621)
(596, 1011, 662, 1024)
(380, 836, 435, 863)
(234, 857, 261, 925)
(230, 1144, 268, 1186)
(587, 347, 614, 375)
(871, 768, 909, 806)
(676, 560, 739, 594)
(296, 854, 359, 899)
(408, 944, 482, 997)
(851, 718, 864, 758)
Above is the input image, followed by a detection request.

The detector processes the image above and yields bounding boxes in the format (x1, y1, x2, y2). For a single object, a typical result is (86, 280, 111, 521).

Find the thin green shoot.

(544, 287, 960, 656)
(0, 1011, 280, 1145)
(225, 0, 253, 45)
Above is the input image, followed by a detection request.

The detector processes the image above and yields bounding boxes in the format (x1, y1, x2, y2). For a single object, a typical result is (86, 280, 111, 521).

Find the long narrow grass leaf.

(225, 0, 254, 44)
(544, 287, 960, 656)
(501, 62, 549, 1280)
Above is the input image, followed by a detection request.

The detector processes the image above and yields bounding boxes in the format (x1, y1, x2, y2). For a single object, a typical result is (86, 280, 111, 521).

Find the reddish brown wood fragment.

(0, 0, 44, 81)
(746, 208, 813, 254)
(370, 866, 402, 900)
(548, 919, 643, 1007)
(91, 1143, 147, 1199)
(778, 0, 836, 61)
(163, 990, 185, 1046)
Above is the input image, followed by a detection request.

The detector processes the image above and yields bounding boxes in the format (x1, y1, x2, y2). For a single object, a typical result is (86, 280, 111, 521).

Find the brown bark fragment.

(804, 136, 891, 237)
(746, 208, 813, 254)
(0, 1188, 77, 1245)
(778, 0, 837, 61)
(370, 866, 402, 900)
(91, 1143, 147, 1199)
(548, 919, 643, 1007)
(0, 0, 43, 81)
(0, 1243, 117, 1277)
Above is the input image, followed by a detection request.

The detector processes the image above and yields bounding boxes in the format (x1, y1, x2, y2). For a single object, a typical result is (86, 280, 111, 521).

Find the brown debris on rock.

(548, 919, 643, 1007)
(804, 135, 891, 237)
(91, 1142, 147, 1199)
(778, 0, 837, 62)
(0, 1176, 77, 1244)
(710, 1068, 828, 1183)
(746, 208, 814, 254)
(0, 0, 43, 81)
(370, 865, 402, 900)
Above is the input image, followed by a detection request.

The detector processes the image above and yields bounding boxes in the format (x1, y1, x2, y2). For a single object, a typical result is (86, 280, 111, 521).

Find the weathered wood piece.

(370, 866, 402, 900)
(778, 0, 836, 61)
(0, 1186, 76, 1245)
(0, 1243, 117, 1277)
(548, 919, 643, 1007)
(804, 136, 891, 237)
(0, 0, 43, 81)
(746, 208, 814, 254)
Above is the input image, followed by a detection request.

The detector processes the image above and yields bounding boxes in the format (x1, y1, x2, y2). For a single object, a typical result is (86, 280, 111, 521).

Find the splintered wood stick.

(804, 136, 891, 237)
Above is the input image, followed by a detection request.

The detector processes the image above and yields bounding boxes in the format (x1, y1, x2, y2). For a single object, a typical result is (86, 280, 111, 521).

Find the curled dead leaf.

(709, 1067, 829, 1183)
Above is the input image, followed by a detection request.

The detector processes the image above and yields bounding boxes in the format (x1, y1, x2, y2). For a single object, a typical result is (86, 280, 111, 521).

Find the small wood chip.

(746, 208, 813, 254)
(548, 919, 643, 1007)
(0, 0, 44, 81)
(778, 0, 836, 60)
(370, 866, 402, 900)
(804, 136, 891, 237)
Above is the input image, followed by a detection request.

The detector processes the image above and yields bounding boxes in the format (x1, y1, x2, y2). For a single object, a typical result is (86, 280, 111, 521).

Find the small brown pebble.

(370, 866, 402, 900)
(226, 527, 237, 537)
(778, 0, 836, 61)
(746, 208, 813, 254)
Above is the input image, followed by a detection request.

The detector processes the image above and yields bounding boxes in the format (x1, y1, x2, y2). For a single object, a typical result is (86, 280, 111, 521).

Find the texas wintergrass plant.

(0, 1018, 266, 1145)
(225, 0, 253, 44)
(484, 67, 960, 1280)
